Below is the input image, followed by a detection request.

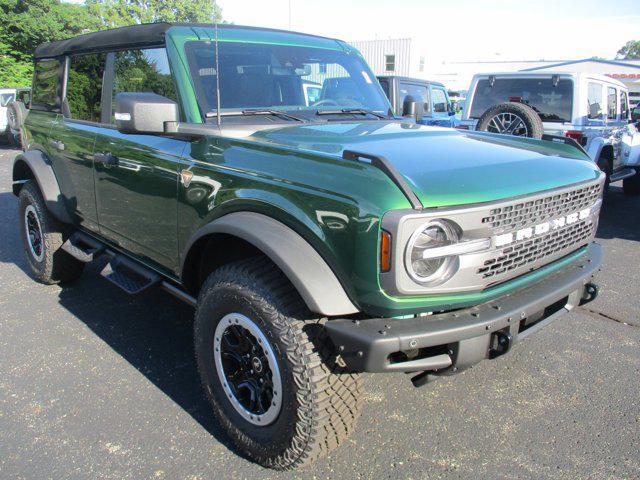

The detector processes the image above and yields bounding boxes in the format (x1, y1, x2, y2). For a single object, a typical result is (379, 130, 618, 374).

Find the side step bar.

(610, 167, 636, 182)
(61, 230, 197, 305)
(61, 231, 105, 263)
(100, 254, 160, 294)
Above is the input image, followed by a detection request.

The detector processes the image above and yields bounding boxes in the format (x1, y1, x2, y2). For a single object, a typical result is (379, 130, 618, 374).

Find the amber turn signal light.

(380, 231, 391, 272)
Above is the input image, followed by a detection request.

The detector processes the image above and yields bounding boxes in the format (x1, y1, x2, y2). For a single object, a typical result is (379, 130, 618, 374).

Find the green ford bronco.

(14, 23, 603, 469)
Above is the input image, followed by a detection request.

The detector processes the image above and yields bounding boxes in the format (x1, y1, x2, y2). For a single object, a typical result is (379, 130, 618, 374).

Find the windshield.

(471, 78, 573, 123)
(184, 41, 391, 122)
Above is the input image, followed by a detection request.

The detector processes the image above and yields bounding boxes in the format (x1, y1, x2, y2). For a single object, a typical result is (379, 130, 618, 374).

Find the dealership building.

(349, 38, 640, 108)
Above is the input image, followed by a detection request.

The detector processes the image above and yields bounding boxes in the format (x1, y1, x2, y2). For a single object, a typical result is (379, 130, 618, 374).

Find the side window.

(112, 48, 176, 122)
(66, 53, 107, 122)
(607, 87, 617, 119)
(587, 82, 603, 119)
(32, 59, 61, 111)
(431, 88, 448, 113)
(0, 93, 14, 107)
(398, 82, 429, 113)
(620, 91, 629, 120)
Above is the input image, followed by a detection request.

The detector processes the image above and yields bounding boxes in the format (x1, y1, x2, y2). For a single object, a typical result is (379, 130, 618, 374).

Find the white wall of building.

(348, 39, 414, 77)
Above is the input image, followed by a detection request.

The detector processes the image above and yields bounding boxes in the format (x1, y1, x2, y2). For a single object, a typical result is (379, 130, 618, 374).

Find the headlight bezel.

(404, 219, 460, 286)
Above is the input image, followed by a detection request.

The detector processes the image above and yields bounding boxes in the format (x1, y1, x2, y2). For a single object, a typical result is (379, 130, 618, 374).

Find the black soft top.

(34, 23, 172, 59)
(34, 22, 338, 59)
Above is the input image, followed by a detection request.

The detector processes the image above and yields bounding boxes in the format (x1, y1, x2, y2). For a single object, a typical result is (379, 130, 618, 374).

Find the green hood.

(249, 121, 600, 208)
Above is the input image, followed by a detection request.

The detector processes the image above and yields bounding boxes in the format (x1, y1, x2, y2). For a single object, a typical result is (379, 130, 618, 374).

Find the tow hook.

(580, 282, 599, 305)
(489, 329, 513, 359)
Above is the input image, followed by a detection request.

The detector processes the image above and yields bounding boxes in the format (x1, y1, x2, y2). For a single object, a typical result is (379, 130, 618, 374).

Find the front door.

(93, 47, 186, 273)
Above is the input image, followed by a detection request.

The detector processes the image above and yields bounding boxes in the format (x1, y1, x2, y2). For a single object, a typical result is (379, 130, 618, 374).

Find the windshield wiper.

(316, 108, 388, 119)
(205, 109, 306, 122)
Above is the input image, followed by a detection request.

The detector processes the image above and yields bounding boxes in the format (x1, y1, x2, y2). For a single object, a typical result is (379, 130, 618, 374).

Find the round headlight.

(405, 219, 459, 285)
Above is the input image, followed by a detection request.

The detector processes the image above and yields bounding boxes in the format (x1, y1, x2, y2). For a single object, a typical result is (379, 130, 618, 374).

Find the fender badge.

(180, 170, 193, 188)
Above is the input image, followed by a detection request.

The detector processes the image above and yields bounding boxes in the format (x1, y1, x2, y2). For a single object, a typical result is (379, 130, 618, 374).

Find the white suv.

(459, 72, 640, 195)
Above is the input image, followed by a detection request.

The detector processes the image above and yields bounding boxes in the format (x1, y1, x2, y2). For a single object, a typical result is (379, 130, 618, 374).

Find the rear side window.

(66, 53, 107, 122)
(398, 82, 429, 112)
(470, 78, 573, 123)
(111, 48, 176, 122)
(431, 87, 448, 113)
(587, 82, 603, 119)
(607, 87, 617, 119)
(0, 93, 14, 107)
(620, 91, 629, 119)
(32, 59, 61, 111)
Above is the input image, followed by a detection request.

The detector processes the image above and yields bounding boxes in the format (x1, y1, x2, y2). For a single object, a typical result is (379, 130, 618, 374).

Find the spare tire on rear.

(475, 101, 543, 139)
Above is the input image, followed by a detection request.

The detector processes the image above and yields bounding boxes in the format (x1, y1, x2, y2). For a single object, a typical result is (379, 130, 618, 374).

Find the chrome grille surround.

(380, 175, 605, 296)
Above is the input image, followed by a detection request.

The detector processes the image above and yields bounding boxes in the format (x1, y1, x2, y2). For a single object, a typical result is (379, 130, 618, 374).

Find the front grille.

(481, 182, 602, 234)
(478, 219, 596, 279)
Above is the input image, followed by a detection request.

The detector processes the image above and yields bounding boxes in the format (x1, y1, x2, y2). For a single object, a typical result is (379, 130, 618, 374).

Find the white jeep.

(459, 72, 640, 195)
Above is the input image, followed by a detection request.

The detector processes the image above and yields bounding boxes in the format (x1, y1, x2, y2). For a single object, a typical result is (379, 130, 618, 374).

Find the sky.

(217, 0, 640, 66)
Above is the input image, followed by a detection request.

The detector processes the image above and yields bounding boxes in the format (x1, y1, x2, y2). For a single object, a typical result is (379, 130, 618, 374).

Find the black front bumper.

(326, 243, 603, 373)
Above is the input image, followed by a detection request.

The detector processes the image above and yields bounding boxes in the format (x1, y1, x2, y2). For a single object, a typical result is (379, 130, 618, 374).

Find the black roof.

(34, 23, 173, 59)
(34, 22, 339, 59)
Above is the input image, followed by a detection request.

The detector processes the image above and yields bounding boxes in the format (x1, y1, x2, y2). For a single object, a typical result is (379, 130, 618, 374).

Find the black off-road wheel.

(194, 257, 362, 470)
(18, 181, 84, 284)
(475, 102, 544, 139)
(623, 169, 640, 196)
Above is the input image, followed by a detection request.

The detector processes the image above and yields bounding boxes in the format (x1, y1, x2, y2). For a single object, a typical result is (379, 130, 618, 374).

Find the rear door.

(93, 47, 187, 273)
(49, 52, 108, 232)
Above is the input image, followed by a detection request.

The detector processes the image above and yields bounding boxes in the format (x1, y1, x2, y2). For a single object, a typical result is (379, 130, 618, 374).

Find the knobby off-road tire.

(194, 257, 363, 470)
(475, 101, 544, 139)
(18, 181, 84, 284)
(623, 168, 640, 196)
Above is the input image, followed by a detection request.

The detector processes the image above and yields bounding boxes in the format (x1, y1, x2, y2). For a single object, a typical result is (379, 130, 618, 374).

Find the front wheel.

(194, 257, 362, 470)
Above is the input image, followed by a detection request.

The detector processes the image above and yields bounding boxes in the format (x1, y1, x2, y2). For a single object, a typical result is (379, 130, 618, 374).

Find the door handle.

(94, 152, 119, 167)
(49, 139, 65, 151)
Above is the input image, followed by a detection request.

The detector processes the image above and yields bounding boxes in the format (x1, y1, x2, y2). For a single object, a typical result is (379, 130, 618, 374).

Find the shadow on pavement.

(596, 184, 640, 243)
(0, 190, 238, 456)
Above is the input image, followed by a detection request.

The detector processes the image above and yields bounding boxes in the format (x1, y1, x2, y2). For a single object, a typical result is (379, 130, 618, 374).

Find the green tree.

(616, 40, 640, 60)
(0, 0, 223, 87)
(87, 0, 222, 27)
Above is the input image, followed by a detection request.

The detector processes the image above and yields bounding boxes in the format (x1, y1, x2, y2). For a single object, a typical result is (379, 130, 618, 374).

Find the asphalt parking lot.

(0, 144, 638, 480)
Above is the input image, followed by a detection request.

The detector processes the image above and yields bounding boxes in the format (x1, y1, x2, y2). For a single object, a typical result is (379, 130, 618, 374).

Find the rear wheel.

(194, 257, 362, 470)
(475, 102, 544, 139)
(623, 168, 640, 195)
(18, 181, 84, 284)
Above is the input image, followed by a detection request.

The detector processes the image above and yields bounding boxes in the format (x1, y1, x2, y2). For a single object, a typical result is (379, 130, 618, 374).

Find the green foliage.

(617, 40, 640, 60)
(0, 0, 223, 88)
(87, 0, 222, 27)
(0, 41, 32, 86)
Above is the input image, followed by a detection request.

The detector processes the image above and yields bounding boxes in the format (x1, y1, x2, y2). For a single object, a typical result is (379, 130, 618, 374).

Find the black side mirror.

(115, 92, 179, 134)
(402, 95, 424, 121)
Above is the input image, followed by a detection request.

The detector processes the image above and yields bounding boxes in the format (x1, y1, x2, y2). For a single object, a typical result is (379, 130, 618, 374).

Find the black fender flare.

(12, 150, 72, 224)
(182, 212, 359, 317)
